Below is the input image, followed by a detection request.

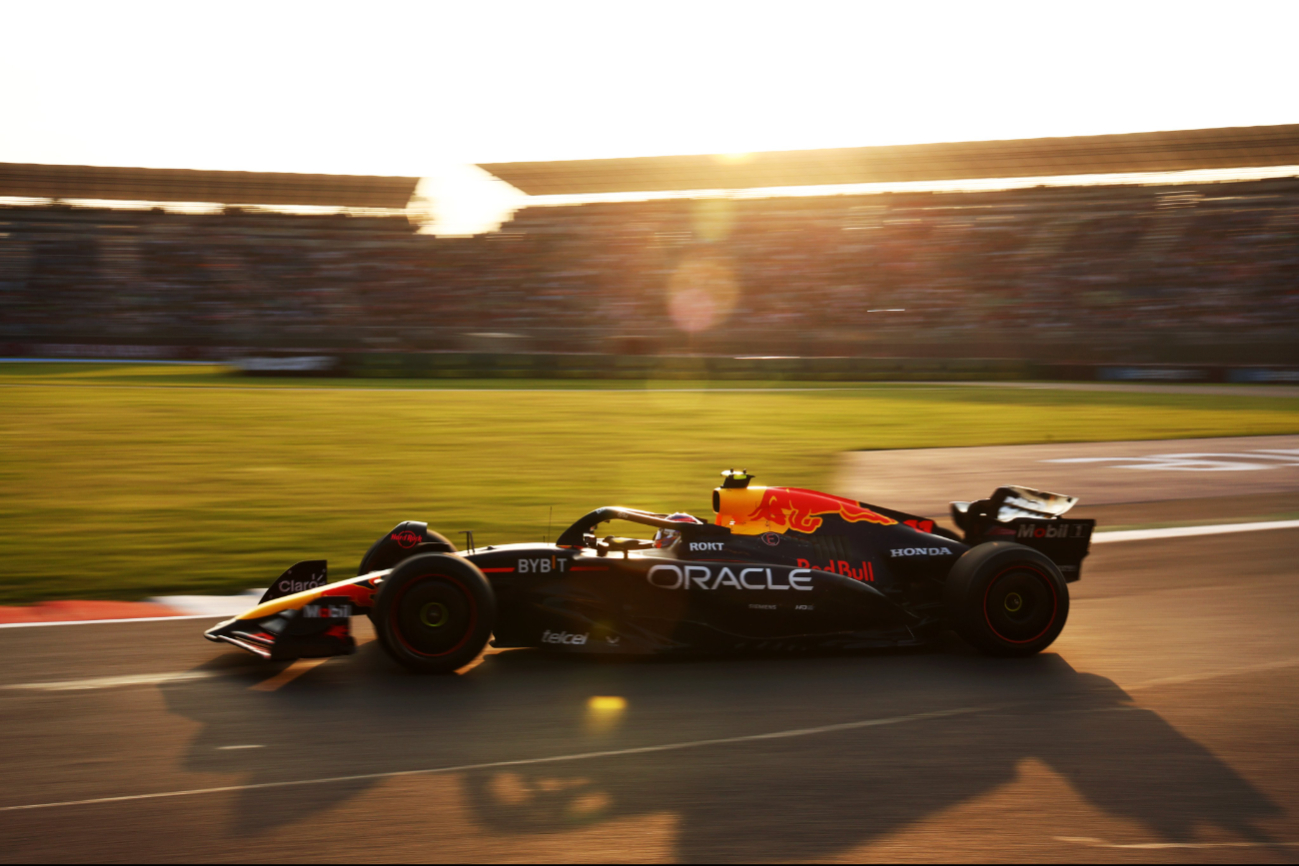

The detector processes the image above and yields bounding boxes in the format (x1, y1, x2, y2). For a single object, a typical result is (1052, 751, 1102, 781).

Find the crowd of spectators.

(2, 176, 1297, 360)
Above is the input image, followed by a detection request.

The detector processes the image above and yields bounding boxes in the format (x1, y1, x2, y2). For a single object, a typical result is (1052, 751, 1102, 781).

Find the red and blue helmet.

(653, 512, 703, 548)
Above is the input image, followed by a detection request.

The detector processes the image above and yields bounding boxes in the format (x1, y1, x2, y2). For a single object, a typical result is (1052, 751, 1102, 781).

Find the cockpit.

(554, 507, 711, 557)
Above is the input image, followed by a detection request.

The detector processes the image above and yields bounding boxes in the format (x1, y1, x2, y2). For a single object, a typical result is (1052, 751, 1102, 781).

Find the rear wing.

(952, 486, 1094, 582)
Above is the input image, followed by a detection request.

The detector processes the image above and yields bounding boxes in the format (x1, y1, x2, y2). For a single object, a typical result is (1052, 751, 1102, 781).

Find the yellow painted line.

(249, 658, 330, 692)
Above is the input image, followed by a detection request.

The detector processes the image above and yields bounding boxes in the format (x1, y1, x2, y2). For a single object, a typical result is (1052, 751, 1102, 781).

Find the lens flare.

(691, 197, 737, 242)
(666, 253, 740, 334)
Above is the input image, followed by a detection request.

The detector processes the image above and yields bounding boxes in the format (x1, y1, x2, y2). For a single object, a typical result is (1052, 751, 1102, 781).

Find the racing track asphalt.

(2, 437, 1299, 862)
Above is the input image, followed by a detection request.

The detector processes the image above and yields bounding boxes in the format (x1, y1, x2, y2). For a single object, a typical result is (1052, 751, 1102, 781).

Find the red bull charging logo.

(746, 488, 896, 533)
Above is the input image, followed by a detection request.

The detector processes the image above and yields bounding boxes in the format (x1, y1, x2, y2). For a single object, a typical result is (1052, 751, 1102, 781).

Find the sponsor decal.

(796, 558, 875, 582)
(986, 526, 1017, 537)
(689, 542, 726, 552)
(1100, 366, 1203, 382)
(542, 629, 587, 646)
(518, 556, 567, 573)
(276, 572, 327, 595)
(745, 489, 897, 534)
(749, 603, 778, 610)
(761, 532, 781, 547)
(303, 602, 351, 619)
(795, 604, 814, 611)
(605, 635, 621, 646)
(391, 530, 423, 549)
(238, 355, 337, 373)
(903, 519, 936, 534)
(1230, 368, 1299, 384)
(1017, 523, 1088, 539)
(648, 564, 814, 591)
(890, 547, 953, 557)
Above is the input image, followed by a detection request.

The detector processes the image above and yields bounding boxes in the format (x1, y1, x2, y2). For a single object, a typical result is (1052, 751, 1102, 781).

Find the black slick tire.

(373, 554, 495, 674)
(944, 542, 1069, 657)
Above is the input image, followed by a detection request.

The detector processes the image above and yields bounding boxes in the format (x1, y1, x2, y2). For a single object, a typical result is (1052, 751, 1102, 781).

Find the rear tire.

(945, 542, 1069, 657)
(373, 554, 495, 674)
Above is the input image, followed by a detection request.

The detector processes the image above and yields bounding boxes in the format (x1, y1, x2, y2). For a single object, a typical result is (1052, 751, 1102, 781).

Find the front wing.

(204, 568, 382, 661)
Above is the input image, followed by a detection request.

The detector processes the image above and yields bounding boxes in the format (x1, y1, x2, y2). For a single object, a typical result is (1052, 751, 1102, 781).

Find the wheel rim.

(983, 565, 1058, 644)
(391, 575, 476, 657)
(420, 602, 449, 628)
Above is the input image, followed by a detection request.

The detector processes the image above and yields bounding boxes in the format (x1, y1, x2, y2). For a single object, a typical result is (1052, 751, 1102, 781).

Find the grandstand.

(1, 127, 1297, 367)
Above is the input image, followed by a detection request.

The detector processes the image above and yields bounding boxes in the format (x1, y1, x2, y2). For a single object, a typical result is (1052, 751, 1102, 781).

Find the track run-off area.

(1, 435, 1298, 861)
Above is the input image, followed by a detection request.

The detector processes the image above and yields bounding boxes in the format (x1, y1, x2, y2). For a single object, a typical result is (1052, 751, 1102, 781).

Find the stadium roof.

(0, 163, 419, 209)
(479, 124, 1299, 196)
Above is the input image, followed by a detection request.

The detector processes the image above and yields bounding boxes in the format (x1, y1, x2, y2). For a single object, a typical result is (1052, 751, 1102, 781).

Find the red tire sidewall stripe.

(983, 564, 1058, 645)
(390, 574, 478, 658)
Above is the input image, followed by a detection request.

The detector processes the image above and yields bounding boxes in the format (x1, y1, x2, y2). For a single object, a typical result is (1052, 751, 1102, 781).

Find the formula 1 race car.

(205, 471, 1094, 673)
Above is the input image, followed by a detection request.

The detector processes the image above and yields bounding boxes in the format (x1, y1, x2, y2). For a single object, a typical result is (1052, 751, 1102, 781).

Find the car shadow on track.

(161, 639, 1281, 859)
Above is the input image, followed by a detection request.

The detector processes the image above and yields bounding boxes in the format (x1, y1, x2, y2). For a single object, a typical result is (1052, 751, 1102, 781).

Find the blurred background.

(2, 164, 1299, 370)
(1, 2, 1298, 378)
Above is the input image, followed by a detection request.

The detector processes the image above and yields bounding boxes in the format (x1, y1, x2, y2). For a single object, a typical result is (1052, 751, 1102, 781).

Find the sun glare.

(3, 3, 1298, 235)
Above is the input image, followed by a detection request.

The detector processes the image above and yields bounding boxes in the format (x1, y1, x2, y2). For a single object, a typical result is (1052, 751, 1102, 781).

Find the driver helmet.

(654, 512, 702, 548)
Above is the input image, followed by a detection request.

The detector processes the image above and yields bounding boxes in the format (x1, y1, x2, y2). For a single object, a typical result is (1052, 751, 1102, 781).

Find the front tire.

(373, 554, 495, 674)
(944, 542, 1069, 657)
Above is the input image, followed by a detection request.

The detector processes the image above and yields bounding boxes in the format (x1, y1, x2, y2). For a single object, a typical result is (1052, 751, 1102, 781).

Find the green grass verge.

(2, 363, 1297, 603)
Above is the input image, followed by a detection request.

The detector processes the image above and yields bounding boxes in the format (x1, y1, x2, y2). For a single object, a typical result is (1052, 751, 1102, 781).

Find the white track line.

(1056, 836, 1299, 849)
(0, 706, 987, 813)
(0, 614, 222, 630)
(1093, 519, 1299, 543)
(3, 652, 1296, 810)
(1, 520, 1294, 631)
(11, 652, 1298, 696)
(1, 671, 222, 692)
(1125, 657, 1299, 692)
